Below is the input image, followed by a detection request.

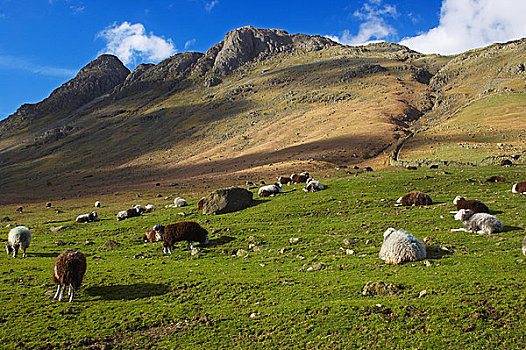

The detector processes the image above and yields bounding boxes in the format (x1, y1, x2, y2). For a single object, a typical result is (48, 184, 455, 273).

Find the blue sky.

(1, 0, 525, 120)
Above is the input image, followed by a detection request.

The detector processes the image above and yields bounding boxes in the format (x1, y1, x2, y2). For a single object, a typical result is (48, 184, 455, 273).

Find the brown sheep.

(290, 172, 309, 184)
(486, 176, 506, 183)
(405, 166, 418, 170)
(512, 181, 526, 194)
(143, 228, 162, 243)
(396, 191, 433, 206)
(277, 176, 292, 185)
(500, 159, 513, 166)
(53, 250, 87, 302)
(452, 196, 489, 214)
(15, 206, 23, 213)
(153, 221, 209, 253)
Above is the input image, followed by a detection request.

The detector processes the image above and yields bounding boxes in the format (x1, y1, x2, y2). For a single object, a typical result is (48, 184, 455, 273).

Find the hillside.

(0, 27, 525, 204)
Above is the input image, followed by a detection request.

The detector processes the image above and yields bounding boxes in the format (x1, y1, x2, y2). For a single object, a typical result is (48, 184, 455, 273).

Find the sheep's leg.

(22, 247, 26, 258)
(12, 246, 18, 258)
(163, 247, 168, 254)
(450, 228, 468, 232)
(53, 284, 62, 300)
(187, 242, 194, 250)
(68, 284, 74, 302)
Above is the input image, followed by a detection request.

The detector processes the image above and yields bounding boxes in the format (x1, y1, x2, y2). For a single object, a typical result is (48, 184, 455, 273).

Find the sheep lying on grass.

(75, 211, 100, 223)
(277, 176, 292, 185)
(258, 183, 282, 197)
(53, 250, 87, 302)
(5, 226, 31, 258)
(94, 201, 101, 208)
(395, 191, 433, 206)
(153, 221, 209, 254)
(291, 172, 309, 184)
(512, 181, 526, 194)
(450, 196, 489, 214)
(451, 209, 503, 234)
(379, 228, 426, 265)
(174, 197, 188, 207)
(303, 178, 325, 192)
(117, 207, 142, 221)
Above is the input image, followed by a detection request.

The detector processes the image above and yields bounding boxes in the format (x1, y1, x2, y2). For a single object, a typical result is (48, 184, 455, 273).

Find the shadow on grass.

(425, 246, 454, 259)
(85, 283, 169, 300)
(28, 252, 61, 258)
(489, 210, 504, 215)
(207, 235, 236, 247)
(503, 225, 523, 233)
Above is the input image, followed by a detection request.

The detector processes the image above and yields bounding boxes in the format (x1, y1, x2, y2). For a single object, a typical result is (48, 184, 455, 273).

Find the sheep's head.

(454, 209, 473, 221)
(153, 224, 164, 235)
(453, 196, 464, 205)
(5, 244, 13, 255)
(383, 228, 397, 239)
(203, 234, 210, 245)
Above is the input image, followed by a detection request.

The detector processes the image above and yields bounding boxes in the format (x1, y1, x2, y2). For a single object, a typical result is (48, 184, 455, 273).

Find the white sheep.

(75, 211, 100, 223)
(379, 228, 426, 265)
(94, 201, 101, 208)
(5, 226, 31, 258)
(174, 197, 188, 207)
(451, 209, 503, 234)
(144, 204, 155, 213)
(303, 178, 325, 192)
(258, 183, 282, 197)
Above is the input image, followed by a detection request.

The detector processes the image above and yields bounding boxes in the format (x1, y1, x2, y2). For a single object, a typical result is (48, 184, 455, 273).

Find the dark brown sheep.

(15, 206, 23, 213)
(53, 250, 87, 302)
(405, 166, 418, 170)
(290, 173, 309, 184)
(453, 196, 489, 214)
(396, 191, 433, 206)
(277, 176, 292, 185)
(153, 221, 209, 253)
(485, 176, 506, 183)
(500, 159, 513, 166)
(512, 181, 526, 194)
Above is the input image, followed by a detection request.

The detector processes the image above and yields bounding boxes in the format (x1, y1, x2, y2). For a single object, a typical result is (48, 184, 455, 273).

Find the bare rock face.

(193, 26, 337, 76)
(2, 54, 129, 131)
(201, 186, 253, 215)
(113, 52, 203, 99)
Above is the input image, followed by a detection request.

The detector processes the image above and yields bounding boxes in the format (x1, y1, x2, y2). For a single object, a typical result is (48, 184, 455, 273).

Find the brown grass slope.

(1, 28, 524, 204)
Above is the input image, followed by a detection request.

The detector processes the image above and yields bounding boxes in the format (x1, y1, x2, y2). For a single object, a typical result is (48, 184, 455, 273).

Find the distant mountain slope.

(0, 26, 524, 204)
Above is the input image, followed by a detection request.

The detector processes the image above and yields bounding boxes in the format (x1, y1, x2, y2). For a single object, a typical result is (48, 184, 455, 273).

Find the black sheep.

(153, 221, 209, 253)
(53, 250, 87, 302)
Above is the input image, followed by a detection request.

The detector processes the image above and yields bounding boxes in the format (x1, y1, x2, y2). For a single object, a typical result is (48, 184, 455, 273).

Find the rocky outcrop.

(113, 53, 203, 99)
(200, 187, 253, 215)
(1, 54, 129, 131)
(193, 26, 337, 77)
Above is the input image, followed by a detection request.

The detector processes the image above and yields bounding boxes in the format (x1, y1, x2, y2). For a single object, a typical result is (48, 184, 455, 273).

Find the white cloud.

(184, 39, 197, 50)
(400, 0, 526, 55)
(0, 55, 77, 77)
(327, 0, 398, 46)
(97, 22, 176, 66)
(205, 0, 218, 12)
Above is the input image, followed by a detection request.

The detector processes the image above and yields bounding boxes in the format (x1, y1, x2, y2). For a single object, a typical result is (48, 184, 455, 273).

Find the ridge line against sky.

(1, 0, 525, 119)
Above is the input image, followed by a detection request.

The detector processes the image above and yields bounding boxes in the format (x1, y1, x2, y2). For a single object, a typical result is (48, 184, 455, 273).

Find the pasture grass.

(0, 165, 525, 349)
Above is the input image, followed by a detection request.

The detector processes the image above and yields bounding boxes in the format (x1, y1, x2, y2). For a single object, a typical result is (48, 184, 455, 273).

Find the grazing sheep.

(153, 221, 209, 253)
(303, 178, 326, 192)
(143, 228, 163, 243)
(451, 196, 489, 214)
(395, 191, 433, 206)
(363, 166, 373, 172)
(258, 183, 282, 197)
(5, 226, 31, 258)
(116, 207, 141, 221)
(277, 176, 292, 185)
(174, 197, 188, 207)
(94, 201, 101, 208)
(245, 181, 254, 186)
(379, 228, 426, 265)
(522, 236, 526, 256)
(144, 204, 155, 213)
(500, 159, 513, 167)
(260, 180, 266, 185)
(53, 250, 87, 302)
(512, 181, 526, 194)
(405, 165, 417, 170)
(485, 176, 506, 183)
(15, 206, 23, 213)
(451, 209, 503, 234)
(46, 202, 52, 208)
(75, 211, 100, 223)
(290, 172, 309, 184)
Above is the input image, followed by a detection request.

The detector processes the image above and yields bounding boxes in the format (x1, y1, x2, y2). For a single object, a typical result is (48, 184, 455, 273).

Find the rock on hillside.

(1, 54, 129, 131)
(192, 26, 338, 76)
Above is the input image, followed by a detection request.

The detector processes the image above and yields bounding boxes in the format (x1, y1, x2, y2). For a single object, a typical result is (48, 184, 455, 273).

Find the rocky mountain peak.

(193, 26, 338, 76)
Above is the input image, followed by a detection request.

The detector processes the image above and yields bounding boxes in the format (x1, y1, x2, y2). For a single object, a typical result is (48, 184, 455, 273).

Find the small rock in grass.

(237, 249, 248, 257)
(307, 263, 324, 271)
(191, 248, 201, 256)
(346, 249, 355, 255)
(419, 289, 428, 298)
(289, 237, 300, 244)
(424, 260, 434, 267)
(362, 281, 399, 296)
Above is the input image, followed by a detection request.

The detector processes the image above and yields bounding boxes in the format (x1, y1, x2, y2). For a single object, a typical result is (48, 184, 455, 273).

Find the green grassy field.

(0, 166, 525, 349)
